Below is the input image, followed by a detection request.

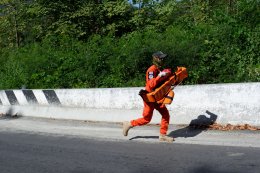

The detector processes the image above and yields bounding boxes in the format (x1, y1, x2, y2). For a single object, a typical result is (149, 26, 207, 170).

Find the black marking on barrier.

(0, 98, 2, 105)
(22, 90, 38, 104)
(5, 90, 19, 105)
(42, 90, 61, 105)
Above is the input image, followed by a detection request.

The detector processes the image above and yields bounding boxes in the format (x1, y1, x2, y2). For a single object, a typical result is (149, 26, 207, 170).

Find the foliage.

(0, 0, 259, 89)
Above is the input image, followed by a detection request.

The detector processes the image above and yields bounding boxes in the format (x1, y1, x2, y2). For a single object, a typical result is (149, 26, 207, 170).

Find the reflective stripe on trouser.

(131, 101, 170, 135)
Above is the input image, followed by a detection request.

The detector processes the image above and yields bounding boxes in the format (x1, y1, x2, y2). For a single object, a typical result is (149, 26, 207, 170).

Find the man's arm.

(146, 69, 169, 92)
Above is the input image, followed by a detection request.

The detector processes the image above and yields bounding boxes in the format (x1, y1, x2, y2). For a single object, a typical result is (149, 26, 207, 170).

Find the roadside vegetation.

(0, 0, 259, 89)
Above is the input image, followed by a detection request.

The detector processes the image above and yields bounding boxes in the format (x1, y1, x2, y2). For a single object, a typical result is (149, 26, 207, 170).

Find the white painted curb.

(0, 82, 259, 125)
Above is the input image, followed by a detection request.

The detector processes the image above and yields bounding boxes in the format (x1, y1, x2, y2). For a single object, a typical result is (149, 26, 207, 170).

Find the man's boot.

(159, 134, 174, 143)
(123, 121, 132, 136)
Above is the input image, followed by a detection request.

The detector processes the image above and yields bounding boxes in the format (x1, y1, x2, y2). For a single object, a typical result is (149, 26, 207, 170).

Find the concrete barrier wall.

(0, 82, 259, 125)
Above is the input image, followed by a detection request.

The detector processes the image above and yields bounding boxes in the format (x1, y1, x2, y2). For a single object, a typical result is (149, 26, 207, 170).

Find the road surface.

(0, 116, 259, 173)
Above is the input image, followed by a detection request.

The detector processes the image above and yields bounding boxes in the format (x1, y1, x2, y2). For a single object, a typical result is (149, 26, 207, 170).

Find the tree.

(0, 0, 29, 47)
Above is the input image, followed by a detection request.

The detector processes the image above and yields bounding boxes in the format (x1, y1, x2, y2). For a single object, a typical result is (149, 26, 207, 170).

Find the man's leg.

(123, 102, 154, 136)
(131, 102, 154, 126)
(156, 104, 174, 142)
(156, 105, 170, 135)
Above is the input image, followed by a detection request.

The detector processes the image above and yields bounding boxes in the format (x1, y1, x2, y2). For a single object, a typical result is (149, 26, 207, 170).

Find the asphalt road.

(0, 117, 260, 173)
(0, 130, 260, 173)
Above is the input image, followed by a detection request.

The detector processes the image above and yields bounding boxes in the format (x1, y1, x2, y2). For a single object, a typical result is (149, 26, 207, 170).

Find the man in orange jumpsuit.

(123, 51, 174, 142)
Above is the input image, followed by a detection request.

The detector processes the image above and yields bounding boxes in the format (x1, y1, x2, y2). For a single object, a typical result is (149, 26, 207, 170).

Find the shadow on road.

(168, 110, 218, 139)
(129, 110, 218, 141)
(129, 135, 158, 140)
(191, 165, 236, 173)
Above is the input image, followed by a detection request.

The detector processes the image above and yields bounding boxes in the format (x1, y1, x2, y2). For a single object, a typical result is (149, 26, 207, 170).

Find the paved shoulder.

(0, 116, 259, 148)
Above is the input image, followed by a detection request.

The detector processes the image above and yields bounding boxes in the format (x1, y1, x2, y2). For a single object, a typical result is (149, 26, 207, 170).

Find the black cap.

(152, 51, 167, 59)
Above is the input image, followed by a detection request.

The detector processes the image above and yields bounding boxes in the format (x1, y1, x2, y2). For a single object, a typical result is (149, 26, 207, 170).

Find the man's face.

(153, 56, 165, 69)
(156, 57, 165, 66)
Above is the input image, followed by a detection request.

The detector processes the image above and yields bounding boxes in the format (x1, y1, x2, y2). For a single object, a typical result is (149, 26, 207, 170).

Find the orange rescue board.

(142, 67, 188, 104)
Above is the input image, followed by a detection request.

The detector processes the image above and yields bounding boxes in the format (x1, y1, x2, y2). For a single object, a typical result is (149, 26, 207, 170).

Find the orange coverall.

(130, 65, 170, 135)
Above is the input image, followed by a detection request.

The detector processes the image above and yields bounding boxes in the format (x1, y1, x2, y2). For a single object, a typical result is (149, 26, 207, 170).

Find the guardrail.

(0, 82, 259, 126)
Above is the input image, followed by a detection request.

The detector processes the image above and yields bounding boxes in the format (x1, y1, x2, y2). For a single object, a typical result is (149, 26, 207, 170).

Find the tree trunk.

(14, 13, 20, 47)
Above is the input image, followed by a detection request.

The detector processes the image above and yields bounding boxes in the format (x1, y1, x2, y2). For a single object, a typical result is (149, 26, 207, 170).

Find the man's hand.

(158, 71, 167, 77)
